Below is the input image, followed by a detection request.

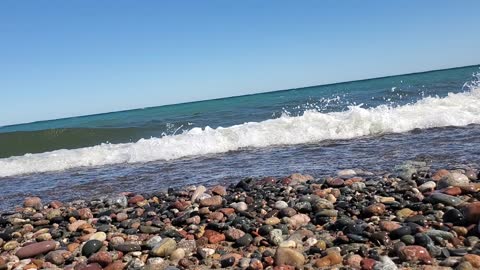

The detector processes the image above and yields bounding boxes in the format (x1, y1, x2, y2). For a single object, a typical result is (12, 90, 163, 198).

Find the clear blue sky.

(1, 1, 479, 126)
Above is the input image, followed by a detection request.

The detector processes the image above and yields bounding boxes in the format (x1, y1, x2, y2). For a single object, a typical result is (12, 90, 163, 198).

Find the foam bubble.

(1, 87, 480, 177)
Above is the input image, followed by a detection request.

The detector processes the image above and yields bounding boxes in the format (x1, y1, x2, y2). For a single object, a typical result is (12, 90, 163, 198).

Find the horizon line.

(2, 63, 479, 129)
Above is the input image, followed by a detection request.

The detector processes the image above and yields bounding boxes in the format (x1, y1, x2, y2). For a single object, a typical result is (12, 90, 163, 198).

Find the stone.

(170, 248, 185, 261)
(463, 254, 480, 268)
(231, 202, 248, 212)
(191, 185, 206, 202)
(275, 201, 289, 210)
(88, 251, 113, 267)
(432, 169, 450, 181)
(429, 193, 463, 206)
(344, 254, 363, 269)
(418, 181, 436, 192)
(225, 227, 245, 241)
(199, 196, 222, 207)
(68, 220, 87, 232)
(265, 217, 281, 225)
(211, 185, 227, 196)
(45, 250, 69, 265)
(89, 232, 107, 242)
(151, 238, 177, 257)
(16, 240, 57, 259)
(204, 230, 225, 244)
(82, 240, 103, 257)
(24, 197, 42, 210)
(288, 214, 310, 228)
(269, 229, 284, 246)
(398, 246, 433, 264)
(443, 208, 465, 225)
(236, 234, 253, 247)
(274, 248, 305, 267)
(364, 203, 386, 216)
(438, 172, 470, 188)
(380, 221, 401, 232)
(462, 202, 480, 224)
(338, 169, 357, 177)
(315, 251, 343, 267)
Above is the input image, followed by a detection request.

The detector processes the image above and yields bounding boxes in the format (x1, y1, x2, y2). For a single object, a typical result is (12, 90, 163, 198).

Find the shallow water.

(1, 65, 480, 210)
(1, 123, 479, 210)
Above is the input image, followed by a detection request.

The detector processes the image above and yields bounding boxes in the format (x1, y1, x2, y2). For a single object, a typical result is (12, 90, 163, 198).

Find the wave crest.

(1, 87, 480, 177)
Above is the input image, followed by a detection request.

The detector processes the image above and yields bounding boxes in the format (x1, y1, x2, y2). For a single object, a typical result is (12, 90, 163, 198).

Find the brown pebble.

(16, 241, 57, 259)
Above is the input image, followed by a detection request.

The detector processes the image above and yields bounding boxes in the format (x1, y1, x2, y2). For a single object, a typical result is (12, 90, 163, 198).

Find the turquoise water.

(0, 65, 479, 209)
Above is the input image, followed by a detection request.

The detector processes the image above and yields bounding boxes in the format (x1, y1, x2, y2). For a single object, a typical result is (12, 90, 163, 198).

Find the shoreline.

(1, 164, 480, 269)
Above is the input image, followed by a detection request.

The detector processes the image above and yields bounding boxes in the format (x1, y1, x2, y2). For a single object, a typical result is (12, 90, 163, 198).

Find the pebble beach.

(2, 162, 480, 270)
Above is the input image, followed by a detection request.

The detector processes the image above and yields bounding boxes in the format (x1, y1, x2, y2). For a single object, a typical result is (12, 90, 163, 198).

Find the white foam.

(1, 88, 480, 177)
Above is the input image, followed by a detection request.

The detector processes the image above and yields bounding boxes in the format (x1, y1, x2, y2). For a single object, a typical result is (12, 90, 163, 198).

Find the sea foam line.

(1, 87, 480, 177)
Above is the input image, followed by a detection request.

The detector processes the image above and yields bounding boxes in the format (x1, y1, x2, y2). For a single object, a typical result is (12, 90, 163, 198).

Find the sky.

(1, 1, 479, 126)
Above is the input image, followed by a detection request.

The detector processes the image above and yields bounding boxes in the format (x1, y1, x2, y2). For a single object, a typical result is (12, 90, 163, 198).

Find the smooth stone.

(82, 240, 103, 257)
(231, 202, 248, 212)
(426, 229, 454, 240)
(399, 246, 433, 264)
(225, 227, 245, 241)
(463, 254, 480, 268)
(438, 172, 470, 188)
(462, 202, 480, 223)
(444, 208, 465, 225)
(113, 243, 141, 253)
(170, 248, 185, 261)
(338, 169, 356, 177)
(191, 186, 206, 202)
(89, 232, 107, 242)
(275, 201, 288, 210)
(418, 181, 437, 192)
(199, 196, 223, 207)
(371, 231, 390, 246)
(274, 248, 305, 267)
(401, 235, 416, 245)
(364, 203, 386, 216)
(16, 241, 57, 259)
(235, 234, 253, 247)
(140, 225, 162, 234)
(265, 217, 281, 225)
(105, 194, 128, 207)
(430, 193, 462, 207)
(23, 196, 42, 210)
(390, 226, 412, 239)
(269, 229, 284, 246)
(151, 238, 177, 257)
(315, 251, 342, 267)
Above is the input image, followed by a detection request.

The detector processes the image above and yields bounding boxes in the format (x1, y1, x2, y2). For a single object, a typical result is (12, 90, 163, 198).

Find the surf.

(1, 85, 479, 177)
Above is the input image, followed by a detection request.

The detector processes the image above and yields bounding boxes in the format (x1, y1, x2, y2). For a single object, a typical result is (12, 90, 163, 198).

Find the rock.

(344, 254, 363, 269)
(24, 196, 42, 210)
(88, 251, 112, 267)
(191, 185, 206, 202)
(375, 256, 398, 270)
(231, 202, 248, 212)
(105, 194, 128, 207)
(113, 243, 141, 253)
(199, 196, 222, 207)
(463, 254, 480, 268)
(16, 240, 57, 259)
(443, 208, 465, 225)
(465, 170, 478, 181)
(288, 214, 310, 228)
(418, 181, 436, 192)
(211, 185, 227, 196)
(438, 172, 470, 188)
(462, 202, 480, 224)
(225, 227, 245, 241)
(361, 258, 377, 270)
(269, 229, 284, 246)
(89, 232, 107, 242)
(265, 217, 281, 225)
(236, 234, 253, 247)
(315, 251, 343, 267)
(456, 261, 474, 270)
(151, 238, 177, 257)
(364, 203, 386, 216)
(432, 169, 450, 181)
(274, 248, 305, 267)
(68, 220, 87, 232)
(380, 221, 401, 232)
(45, 250, 68, 265)
(326, 178, 345, 187)
(82, 240, 103, 257)
(398, 246, 433, 264)
(429, 193, 463, 206)
(204, 230, 225, 244)
(275, 201, 289, 210)
(170, 248, 185, 261)
(338, 169, 357, 177)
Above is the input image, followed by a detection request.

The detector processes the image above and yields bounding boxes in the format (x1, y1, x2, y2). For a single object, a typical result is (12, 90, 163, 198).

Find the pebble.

(274, 248, 305, 267)
(315, 251, 342, 267)
(82, 240, 103, 257)
(151, 238, 177, 257)
(16, 241, 57, 259)
(398, 246, 433, 264)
